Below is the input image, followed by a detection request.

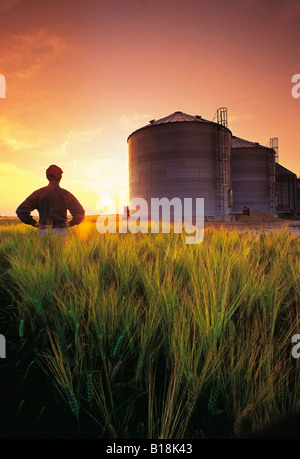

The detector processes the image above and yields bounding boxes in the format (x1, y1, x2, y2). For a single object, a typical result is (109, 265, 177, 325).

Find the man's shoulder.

(58, 187, 82, 203)
(59, 187, 76, 197)
(28, 186, 49, 196)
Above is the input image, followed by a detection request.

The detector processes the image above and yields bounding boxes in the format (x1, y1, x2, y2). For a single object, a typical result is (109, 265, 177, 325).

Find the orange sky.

(0, 0, 299, 216)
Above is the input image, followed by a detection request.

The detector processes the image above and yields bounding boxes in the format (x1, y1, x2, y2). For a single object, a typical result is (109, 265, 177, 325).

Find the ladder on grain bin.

(267, 137, 278, 214)
(213, 107, 230, 215)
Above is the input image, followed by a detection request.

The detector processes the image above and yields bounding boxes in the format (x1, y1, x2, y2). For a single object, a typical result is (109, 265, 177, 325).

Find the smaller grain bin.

(231, 136, 276, 213)
(276, 163, 297, 213)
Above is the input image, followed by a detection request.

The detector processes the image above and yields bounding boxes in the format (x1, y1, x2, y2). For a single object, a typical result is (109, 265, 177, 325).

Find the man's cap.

(46, 165, 63, 179)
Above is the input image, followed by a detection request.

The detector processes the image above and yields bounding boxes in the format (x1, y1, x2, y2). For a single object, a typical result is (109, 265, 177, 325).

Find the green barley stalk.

(208, 375, 221, 413)
(135, 354, 144, 382)
(111, 360, 122, 379)
(98, 335, 106, 361)
(233, 404, 254, 437)
(75, 322, 79, 347)
(86, 373, 94, 403)
(19, 318, 24, 338)
(228, 320, 235, 340)
(66, 387, 80, 420)
(113, 335, 124, 358)
(1, 222, 299, 439)
(137, 421, 145, 438)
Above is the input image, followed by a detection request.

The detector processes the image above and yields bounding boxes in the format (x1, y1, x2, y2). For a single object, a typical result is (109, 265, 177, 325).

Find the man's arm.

(16, 193, 38, 227)
(67, 193, 85, 227)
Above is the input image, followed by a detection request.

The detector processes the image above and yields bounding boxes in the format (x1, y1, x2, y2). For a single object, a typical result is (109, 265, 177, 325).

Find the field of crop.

(0, 219, 299, 439)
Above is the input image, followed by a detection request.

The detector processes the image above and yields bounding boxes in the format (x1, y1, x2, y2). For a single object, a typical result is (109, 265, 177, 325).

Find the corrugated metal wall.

(231, 137, 276, 212)
(276, 164, 298, 212)
(128, 115, 232, 217)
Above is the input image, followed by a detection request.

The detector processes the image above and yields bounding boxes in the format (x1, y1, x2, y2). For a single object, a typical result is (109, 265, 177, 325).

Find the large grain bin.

(231, 136, 276, 213)
(127, 111, 232, 218)
(276, 163, 297, 213)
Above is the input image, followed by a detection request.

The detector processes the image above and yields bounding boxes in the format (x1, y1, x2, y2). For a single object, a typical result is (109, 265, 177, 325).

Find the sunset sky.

(0, 0, 299, 216)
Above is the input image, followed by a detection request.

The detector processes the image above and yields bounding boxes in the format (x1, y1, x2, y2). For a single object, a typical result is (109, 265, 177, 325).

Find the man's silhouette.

(16, 165, 85, 233)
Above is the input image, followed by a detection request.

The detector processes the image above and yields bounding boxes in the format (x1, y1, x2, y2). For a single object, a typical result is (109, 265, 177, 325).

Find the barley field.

(0, 219, 299, 438)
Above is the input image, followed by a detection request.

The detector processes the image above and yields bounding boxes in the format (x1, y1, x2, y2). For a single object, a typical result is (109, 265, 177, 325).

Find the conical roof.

(147, 111, 205, 125)
(276, 162, 297, 176)
(127, 110, 226, 140)
(231, 136, 267, 149)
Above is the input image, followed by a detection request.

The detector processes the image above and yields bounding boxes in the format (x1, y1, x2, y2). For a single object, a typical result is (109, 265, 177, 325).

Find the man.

(16, 165, 85, 233)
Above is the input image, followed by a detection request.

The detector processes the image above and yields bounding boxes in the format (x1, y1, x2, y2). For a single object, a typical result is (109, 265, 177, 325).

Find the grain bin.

(231, 136, 276, 213)
(127, 111, 232, 218)
(276, 163, 297, 213)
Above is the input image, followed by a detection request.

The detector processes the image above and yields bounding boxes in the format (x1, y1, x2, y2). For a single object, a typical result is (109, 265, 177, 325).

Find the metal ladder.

(213, 107, 229, 215)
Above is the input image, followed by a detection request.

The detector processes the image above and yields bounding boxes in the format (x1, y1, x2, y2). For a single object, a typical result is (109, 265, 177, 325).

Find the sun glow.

(101, 196, 114, 208)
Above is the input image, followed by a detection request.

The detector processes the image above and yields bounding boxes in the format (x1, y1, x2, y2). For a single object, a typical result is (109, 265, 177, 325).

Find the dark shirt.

(16, 182, 85, 228)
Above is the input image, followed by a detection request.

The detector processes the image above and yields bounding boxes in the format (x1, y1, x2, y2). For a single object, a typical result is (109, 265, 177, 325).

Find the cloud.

(2, 28, 74, 79)
(0, 162, 42, 215)
(59, 125, 108, 159)
(62, 126, 78, 154)
(275, 0, 300, 22)
(0, 118, 105, 158)
(71, 126, 107, 144)
(0, 116, 54, 151)
(230, 0, 300, 22)
(119, 113, 152, 131)
(0, 0, 21, 14)
(0, 162, 34, 179)
(229, 113, 259, 123)
(67, 156, 127, 194)
(71, 159, 77, 174)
